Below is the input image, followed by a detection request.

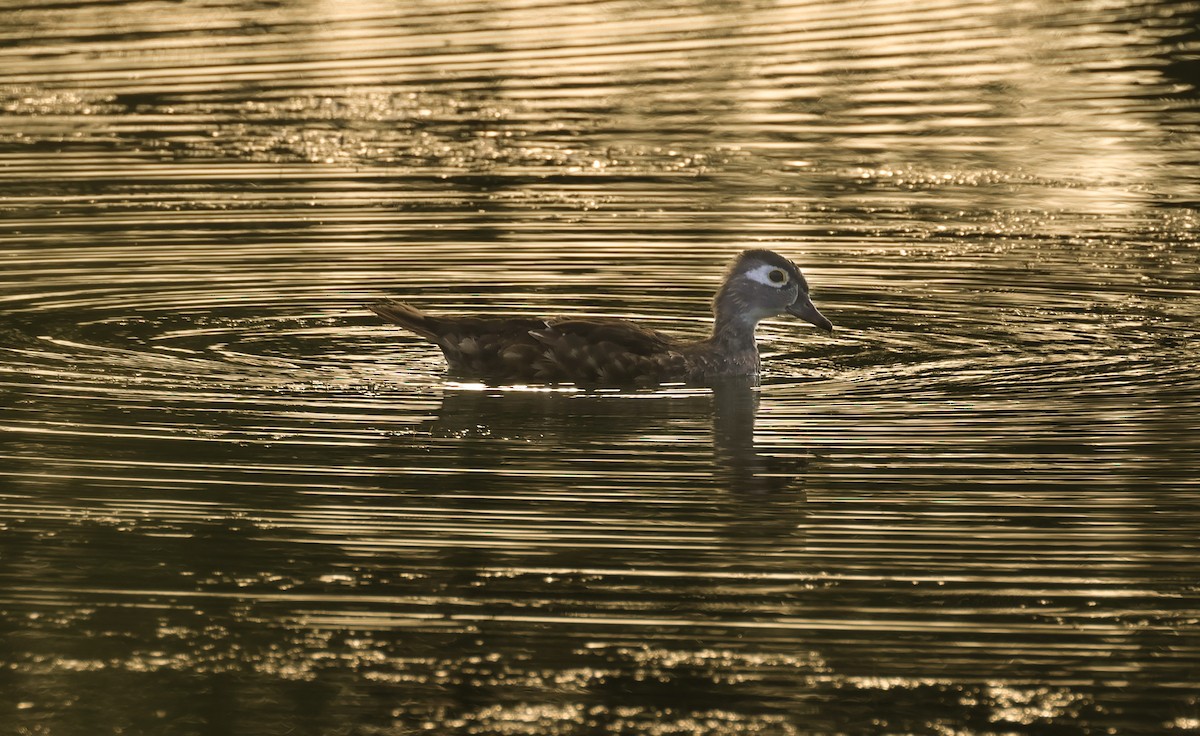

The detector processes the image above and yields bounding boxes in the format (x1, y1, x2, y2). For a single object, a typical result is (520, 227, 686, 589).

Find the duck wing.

(528, 318, 689, 385)
(369, 301, 689, 385)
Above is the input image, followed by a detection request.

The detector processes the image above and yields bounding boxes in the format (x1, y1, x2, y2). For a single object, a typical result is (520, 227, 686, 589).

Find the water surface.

(2, 0, 1200, 734)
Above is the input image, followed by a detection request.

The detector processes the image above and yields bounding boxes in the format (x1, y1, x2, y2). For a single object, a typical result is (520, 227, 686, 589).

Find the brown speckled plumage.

(368, 249, 832, 386)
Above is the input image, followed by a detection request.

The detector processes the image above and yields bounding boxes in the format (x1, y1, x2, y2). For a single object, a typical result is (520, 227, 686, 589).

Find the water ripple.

(3, 0, 1200, 733)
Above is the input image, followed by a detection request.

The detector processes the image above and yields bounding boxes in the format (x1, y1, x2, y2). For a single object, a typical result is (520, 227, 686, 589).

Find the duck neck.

(709, 312, 760, 354)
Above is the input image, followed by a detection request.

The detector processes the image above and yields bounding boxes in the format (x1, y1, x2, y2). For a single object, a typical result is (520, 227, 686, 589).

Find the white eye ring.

(745, 263, 790, 287)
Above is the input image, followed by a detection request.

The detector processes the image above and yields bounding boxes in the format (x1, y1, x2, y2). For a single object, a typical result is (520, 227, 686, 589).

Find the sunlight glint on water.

(1, 0, 1199, 734)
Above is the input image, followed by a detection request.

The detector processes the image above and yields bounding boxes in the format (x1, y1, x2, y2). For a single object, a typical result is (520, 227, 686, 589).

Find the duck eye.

(768, 269, 788, 284)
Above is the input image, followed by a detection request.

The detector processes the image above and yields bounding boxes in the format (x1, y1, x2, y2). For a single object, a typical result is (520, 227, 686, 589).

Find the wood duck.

(368, 248, 833, 386)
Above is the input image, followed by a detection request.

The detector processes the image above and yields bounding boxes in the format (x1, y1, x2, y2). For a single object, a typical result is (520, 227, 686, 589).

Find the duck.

(367, 248, 832, 386)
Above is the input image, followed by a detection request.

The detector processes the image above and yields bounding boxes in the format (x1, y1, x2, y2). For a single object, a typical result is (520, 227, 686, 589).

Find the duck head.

(713, 248, 833, 332)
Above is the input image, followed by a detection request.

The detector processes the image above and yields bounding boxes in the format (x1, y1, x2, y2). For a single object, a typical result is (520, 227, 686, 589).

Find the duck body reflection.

(369, 249, 832, 386)
(426, 378, 809, 497)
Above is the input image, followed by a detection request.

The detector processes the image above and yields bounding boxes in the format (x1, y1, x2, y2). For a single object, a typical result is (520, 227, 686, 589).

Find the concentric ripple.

(4, 0, 1200, 734)
(5, 201, 1200, 736)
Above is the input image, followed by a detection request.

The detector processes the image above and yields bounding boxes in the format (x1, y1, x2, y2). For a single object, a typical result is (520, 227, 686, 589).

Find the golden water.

(2, 0, 1199, 733)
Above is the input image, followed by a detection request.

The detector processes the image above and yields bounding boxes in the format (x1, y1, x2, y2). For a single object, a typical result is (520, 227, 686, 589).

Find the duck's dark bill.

(787, 297, 834, 332)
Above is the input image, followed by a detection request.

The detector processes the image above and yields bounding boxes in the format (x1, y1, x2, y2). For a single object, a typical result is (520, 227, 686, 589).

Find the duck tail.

(367, 299, 442, 340)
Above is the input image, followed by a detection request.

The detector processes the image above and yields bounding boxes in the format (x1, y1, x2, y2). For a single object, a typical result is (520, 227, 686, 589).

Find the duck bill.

(787, 296, 834, 332)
